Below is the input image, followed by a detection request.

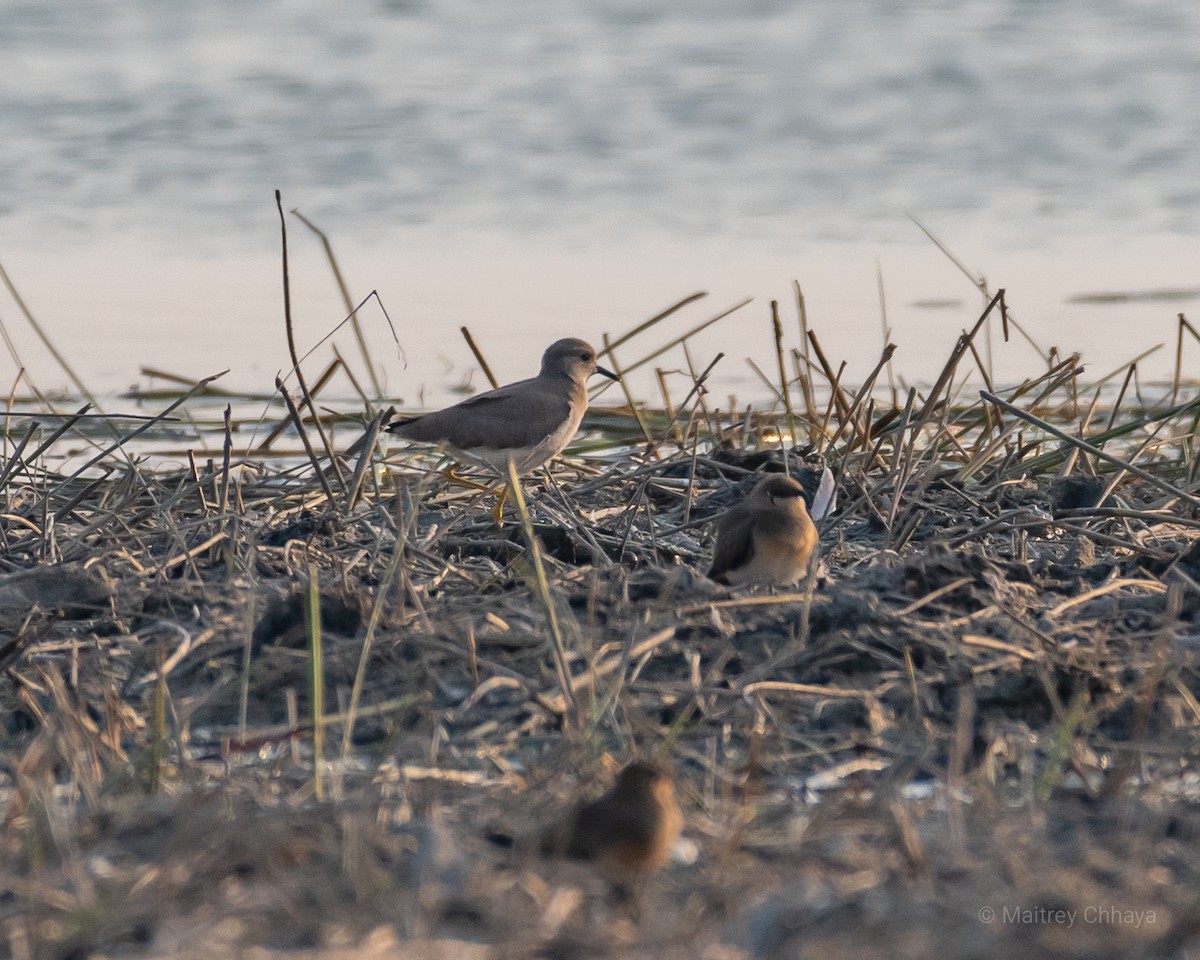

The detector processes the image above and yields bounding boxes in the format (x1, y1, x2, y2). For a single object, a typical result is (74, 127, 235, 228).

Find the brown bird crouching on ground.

(708, 474, 819, 587)
(556, 762, 683, 880)
(485, 762, 684, 914)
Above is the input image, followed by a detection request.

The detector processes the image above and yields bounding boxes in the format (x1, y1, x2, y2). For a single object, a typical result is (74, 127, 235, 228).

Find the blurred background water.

(1, 0, 1198, 400)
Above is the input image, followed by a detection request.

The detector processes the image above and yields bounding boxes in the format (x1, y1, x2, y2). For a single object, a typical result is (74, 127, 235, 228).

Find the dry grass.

(3, 251, 1200, 959)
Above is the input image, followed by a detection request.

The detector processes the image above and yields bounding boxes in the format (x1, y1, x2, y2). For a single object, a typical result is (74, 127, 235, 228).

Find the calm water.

(1, 0, 1198, 398)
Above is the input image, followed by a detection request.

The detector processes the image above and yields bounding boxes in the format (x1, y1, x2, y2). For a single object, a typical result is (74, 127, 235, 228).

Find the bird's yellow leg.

(439, 465, 491, 491)
(490, 485, 509, 525)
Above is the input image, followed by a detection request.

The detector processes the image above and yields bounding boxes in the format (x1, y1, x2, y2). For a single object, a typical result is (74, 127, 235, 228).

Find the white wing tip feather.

(810, 465, 837, 522)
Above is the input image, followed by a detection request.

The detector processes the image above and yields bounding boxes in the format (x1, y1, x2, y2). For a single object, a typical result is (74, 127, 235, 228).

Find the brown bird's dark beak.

(596, 365, 621, 382)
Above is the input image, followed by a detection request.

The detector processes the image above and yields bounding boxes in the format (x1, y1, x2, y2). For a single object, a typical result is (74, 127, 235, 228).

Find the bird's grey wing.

(388, 376, 532, 435)
(707, 508, 755, 583)
(390, 380, 571, 450)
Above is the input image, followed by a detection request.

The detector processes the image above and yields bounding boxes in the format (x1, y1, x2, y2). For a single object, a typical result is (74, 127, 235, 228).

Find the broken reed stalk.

(53, 474, 113, 525)
(1105, 363, 1138, 434)
(965, 334, 994, 395)
(344, 410, 386, 511)
(258, 358, 342, 451)
(460, 326, 500, 390)
(817, 359, 848, 449)
(746, 358, 785, 406)
(601, 334, 654, 445)
(682, 418, 701, 526)
(655, 368, 682, 443)
(682, 341, 722, 443)
(1189, 406, 1200, 488)
(603, 291, 707, 356)
(150, 646, 167, 795)
(139, 366, 239, 393)
(219, 405, 233, 516)
(593, 297, 752, 390)
(48, 376, 225, 499)
(2, 371, 19, 460)
(1174, 313, 1186, 407)
(0, 420, 41, 492)
(908, 215, 1042, 362)
(881, 388, 917, 540)
(805, 330, 855, 427)
(274, 190, 346, 494)
(771, 300, 798, 455)
(304, 564, 326, 801)
(794, 546, 820, 649)
(229, 695, 429, 754)
(504, 458, 577, 725)
(793, 282, 821, 443)
(291, 208, 385, 400)
(957, 358, 1085, 481)
(656, 352, 724, 451)
(1180, 313, 1200, 349)
(276, 378, 338, 506)
(239, 584, 256, 740)
(0, 259, 98, 409)
(919, 290, 1004, 423)
(825, 343, 897, 454)
(875, 260, 898, 405)
(331, 344, 373, 411)
(340, 493, 407, 758)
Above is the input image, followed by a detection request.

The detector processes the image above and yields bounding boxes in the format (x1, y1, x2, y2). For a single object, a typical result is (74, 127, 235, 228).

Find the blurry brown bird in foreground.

(488, 762, 684, 881)
(551, 761, 683, 880)
(708, 474, 819, 587)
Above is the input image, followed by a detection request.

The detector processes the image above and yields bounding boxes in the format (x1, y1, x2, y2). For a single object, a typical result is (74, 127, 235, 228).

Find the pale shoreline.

(2, 228, 1197, 405)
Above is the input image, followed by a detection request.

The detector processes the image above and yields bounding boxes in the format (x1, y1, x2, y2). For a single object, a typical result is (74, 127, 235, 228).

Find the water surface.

(1, 0, 1197, 400)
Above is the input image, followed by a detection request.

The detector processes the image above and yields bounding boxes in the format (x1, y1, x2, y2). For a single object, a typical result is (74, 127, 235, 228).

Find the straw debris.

(3, 284, 1200, 959)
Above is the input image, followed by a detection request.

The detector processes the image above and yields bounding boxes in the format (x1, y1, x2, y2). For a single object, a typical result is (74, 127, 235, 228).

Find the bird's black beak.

(595, 365, 621, 382)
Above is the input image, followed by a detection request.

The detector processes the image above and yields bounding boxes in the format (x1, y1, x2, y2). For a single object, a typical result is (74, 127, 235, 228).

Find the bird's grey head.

(752, 474, 809, 508)
(540, 338, 620, 384)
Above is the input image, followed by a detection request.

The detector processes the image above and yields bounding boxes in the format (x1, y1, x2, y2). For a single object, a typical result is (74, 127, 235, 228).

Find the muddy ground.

(4, 432, 1200, 959)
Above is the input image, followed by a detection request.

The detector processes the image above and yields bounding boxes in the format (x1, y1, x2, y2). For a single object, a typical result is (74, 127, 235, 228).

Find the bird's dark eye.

(580, 352, 591, 361)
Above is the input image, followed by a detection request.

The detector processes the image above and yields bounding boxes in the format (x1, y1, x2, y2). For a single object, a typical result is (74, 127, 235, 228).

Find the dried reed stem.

(291, 208, 385, 399)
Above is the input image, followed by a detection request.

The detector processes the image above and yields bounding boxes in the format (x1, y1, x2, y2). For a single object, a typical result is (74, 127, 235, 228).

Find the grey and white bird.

(386, 338, 619, 476)
(707, 474, 819, 587)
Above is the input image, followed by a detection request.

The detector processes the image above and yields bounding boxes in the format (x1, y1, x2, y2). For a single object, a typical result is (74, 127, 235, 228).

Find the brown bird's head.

(610, 761, 674, 803)
(749, 474, 810, 511)
(540, 338, 620, 385)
